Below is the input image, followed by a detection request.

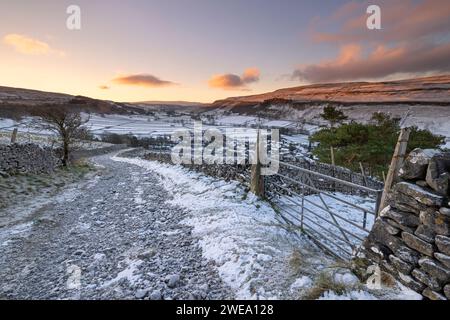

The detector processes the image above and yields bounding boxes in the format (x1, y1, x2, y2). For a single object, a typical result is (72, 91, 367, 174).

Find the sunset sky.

(1, 0, 449, 103)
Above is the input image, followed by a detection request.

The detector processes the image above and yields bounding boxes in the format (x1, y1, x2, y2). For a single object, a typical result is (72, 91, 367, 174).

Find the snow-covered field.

(2, 112, 447, 149)
(112, 154, 421, 300)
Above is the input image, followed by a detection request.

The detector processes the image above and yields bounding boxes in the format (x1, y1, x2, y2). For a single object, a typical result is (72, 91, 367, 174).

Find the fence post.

(10, 128, 18, 144)
(330, 146, 335, 166)
(250, 130, 264, 197)
(330, 146, 336, 191)
(359, 162, 368, 187)
(378, 128, 411, 214)
(300, 195, 305, 231)
(374, 190, 383, 219)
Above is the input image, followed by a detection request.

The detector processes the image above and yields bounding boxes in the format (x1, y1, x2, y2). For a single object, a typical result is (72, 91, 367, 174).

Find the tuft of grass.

(380, 271, 396, 288)
(302, 272, 350, 300)
(288, 249, 304, 274)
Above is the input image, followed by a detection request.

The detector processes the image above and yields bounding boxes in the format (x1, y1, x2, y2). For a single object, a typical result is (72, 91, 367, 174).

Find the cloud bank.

(112, 74, 176, 88)
(294, 0, 450, 83)
(208, 68, 260, 90)
(293, 43, 450, 83)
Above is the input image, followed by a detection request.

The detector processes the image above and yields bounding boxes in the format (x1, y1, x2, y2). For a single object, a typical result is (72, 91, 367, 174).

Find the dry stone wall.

(359, 148, 450, 300)
(0, 143, 61, 176)
(127, 149, 251, 185)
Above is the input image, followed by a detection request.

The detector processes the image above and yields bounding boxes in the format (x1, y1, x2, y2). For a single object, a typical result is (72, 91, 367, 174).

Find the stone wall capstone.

(359, 148, 450, 300)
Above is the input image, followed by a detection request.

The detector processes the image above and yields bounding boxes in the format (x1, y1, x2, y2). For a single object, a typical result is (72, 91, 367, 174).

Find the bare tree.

(31, 104, 90, 166)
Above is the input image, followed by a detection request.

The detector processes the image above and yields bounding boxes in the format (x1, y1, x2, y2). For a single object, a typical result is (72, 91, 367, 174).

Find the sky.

(0, 0, 449, 103)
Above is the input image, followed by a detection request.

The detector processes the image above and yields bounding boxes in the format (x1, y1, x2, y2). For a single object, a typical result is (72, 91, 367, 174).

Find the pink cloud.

(297, 0, 450, 82)
(112, 74, 176, 88)
(208, 68, 260, 90)
(293, 42, 450, 83)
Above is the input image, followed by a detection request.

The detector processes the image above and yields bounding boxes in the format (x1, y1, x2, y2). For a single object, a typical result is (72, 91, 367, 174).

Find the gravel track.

(0, 152, 233, 300)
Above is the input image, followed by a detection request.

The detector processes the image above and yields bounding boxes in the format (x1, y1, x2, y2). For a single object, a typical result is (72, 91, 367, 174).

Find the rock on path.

(0, 153, 233, 300)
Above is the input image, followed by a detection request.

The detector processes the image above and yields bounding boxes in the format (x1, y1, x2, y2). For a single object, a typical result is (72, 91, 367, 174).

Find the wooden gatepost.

(378, 127, 411, 214)
(250, 130, 265, 197)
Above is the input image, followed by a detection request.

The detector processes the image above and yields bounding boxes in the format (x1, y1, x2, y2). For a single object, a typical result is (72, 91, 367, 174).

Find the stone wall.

(359, 149, 450, 300)
(71, 144, 127, 160)
(0, 143, 61, 176)
(129, 148, 382, 195)
(131, 149, 251, 185)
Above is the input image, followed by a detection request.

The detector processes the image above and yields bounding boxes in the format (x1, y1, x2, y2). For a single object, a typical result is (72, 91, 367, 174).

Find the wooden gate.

(262, 160, 383, 260)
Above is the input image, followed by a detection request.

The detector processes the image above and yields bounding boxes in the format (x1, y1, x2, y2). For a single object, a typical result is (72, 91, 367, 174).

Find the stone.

(135, 289, 149, 299)
(385, 223, 400, 236)
(394, 182, 444, 207)
(367, 221, 402, 253)
(434, 252, 450, 269)
(362, 242, 391, 263)
(420, 211, 450, 236)
(398, 149, 438, 180)
(385, 218, 415, 234)
(439, 207, 450, 217)
(402, 232, 435, 256)
(387, 192, 423, 215)
(418, 257, 450, 282)
(149, 290, 162, 300)
(394, 245, 420, 265)
(166, 274, 180, 288)
(379, 260, 397, 275)
(380, 207, 420, 228)
(389, 254, 414, 274)
(422, 288, 447, 300)
(426, 154, 450, 196)
(137, 249, 156, 260)
(411, 269, 442, 291)
(444, 284, 450, 299)
(73, 249, 85, 256)
(398, 272, 426, 292)
(436, 235, 450, 256)
(414, 225, 436, 243)
(416, 180, 429, 188)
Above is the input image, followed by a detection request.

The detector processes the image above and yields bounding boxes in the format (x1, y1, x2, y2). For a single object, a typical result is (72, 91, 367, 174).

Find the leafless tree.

(30, 104, 90, 166)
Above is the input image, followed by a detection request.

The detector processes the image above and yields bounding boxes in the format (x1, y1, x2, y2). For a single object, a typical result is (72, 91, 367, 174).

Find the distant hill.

(0, 86, 146, 119)
(1, 75, 450, 139)
(0, 86, 72, 105)
(136, 100, 208, 107)
(207, 75, 450, 140)
(131, 101, 210, 114)
(0, 86, 210, 118)
(212, 75, 450, 108)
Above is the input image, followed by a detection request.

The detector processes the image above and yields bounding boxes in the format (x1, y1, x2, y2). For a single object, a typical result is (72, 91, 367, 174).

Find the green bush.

(310, 113, 445, 178)
(320, 106, 348, 128)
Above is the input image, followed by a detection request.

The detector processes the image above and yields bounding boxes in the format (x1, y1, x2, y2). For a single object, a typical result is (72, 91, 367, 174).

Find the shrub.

(311, 113, 445, 178)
